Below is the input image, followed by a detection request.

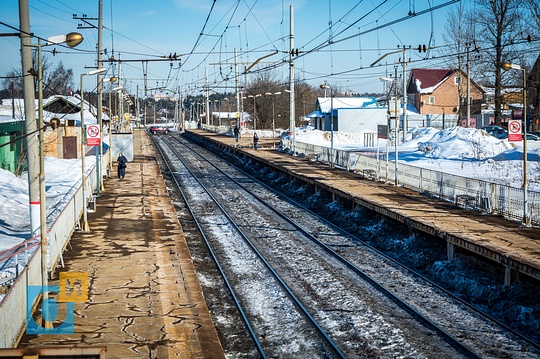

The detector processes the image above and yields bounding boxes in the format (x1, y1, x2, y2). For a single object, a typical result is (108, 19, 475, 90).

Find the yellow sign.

(59, 272, 88, 303)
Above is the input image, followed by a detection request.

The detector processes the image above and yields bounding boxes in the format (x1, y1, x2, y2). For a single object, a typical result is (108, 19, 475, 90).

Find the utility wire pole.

(466, 42, 471, 128)
(289, 5, 296, 155)
(96, 0, 104, 194)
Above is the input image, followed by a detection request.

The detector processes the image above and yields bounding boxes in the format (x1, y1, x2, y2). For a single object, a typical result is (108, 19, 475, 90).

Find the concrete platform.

(187, 129, 540, 286)
(18, 129, 225, 359)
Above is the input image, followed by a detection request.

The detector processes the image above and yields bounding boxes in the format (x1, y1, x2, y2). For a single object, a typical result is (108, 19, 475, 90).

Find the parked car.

(480, 125, 508, 139)
(148, 125, 169, 134)
(525, 133, 540, 141)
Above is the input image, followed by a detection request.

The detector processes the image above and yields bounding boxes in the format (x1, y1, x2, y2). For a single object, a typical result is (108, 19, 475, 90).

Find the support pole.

(289, 5, 295, 155)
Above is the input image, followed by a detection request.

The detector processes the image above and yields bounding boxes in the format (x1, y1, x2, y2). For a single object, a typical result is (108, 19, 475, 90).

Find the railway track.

(152, 133, 540, 358)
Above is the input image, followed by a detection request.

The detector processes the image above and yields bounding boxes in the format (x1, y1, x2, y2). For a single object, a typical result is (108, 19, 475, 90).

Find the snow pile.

(0, 156, 92, 251)
(412, 127, 512, 160)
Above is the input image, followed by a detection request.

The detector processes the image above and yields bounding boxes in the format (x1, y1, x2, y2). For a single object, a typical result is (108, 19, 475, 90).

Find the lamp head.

(320, 84, 330, 89)
(103, 76, 117, 84)
(47, 32, 83, 47)
(49, 118, 62, 130)
(65, 32, 84, 48)
(85, 68, 107, 76)
(501, 63, 521, 71)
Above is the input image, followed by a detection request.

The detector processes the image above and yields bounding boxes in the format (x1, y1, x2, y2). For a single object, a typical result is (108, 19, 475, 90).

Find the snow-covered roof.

(317, 97, 379, 113)
(0, 95, 110, 125)
(410, 68, 454, 94)
(409, 68, 485, 96)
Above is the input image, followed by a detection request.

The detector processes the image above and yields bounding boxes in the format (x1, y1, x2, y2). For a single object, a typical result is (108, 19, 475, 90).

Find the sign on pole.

(508, 119, 522, 142)
(377, 124, 388, 139)
(86, 125, 101, 146)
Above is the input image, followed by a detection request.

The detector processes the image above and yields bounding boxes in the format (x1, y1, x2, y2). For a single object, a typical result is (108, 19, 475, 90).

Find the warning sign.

(507, 120, 522, 142)
(86, 125, 101, 146)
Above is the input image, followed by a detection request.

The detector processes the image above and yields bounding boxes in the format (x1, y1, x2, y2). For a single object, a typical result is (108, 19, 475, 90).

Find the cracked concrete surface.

(18, 130, 225, 359)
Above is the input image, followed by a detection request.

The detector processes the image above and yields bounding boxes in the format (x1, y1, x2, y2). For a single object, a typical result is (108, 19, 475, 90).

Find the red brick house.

(407, 68, 485, 117)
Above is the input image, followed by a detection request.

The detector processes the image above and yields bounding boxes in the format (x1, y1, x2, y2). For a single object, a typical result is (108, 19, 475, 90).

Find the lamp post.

(214, 99, 220, 127)
(248, 94, 261, 130)
(266, 91, 281, 149)
(25, 32, 83, 329)
(80, 68, 107, 232)
(320, 84, 334, 167)
(223, 97, 231, 129)
(96, 76, 116, 192)
(502, 62, 529, 226)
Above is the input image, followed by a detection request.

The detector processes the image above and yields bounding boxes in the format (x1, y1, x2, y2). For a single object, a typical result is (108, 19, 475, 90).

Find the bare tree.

(1, 51, 75, 100)
(243, 68, 320, 131)
(443, 2, 476, 123)
(524, 0, 540, 132)
(473, 0, 525, 126)
(43, 61, 74, 97)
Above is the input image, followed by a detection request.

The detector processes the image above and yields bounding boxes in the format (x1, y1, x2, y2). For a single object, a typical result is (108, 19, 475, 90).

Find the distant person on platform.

(117, 152, 128, 178)
(253, 132, 259, 149)
(234, 126, 240, 142)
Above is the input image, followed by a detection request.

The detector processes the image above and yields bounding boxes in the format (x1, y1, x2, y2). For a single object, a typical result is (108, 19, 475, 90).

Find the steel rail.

(183, 130, 540, 350)
(150, 136, 266, 358)
(156, 135, 347, 358)
(174, 132, 540, 358)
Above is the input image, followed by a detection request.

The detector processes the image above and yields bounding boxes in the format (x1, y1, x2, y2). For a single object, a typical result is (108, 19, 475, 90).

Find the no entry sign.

(508, 120, 522, 142)
(86, 125, 101, 146)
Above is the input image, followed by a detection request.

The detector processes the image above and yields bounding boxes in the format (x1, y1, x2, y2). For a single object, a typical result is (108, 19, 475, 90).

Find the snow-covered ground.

(290, 126, 540, 190)
(0, 156, 94, 252)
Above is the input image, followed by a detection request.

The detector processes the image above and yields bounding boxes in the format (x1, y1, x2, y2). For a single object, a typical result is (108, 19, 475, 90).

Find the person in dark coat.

(234, 126, 240, 142)
(253, 132, 259, 149)
(117, 152, 128, 178)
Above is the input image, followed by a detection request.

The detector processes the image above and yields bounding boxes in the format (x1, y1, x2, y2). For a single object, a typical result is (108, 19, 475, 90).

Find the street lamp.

(320, 84, 334, 167)
(223, 97, 231, 129)
(97, 76, 116, 193)
(214, 99, 220, 127)
(247, 94, 261, 130)
(502, 62, 529, 226)
(380, 74, 400, 186)
(266, 92, 281, 149)
(25, 32, 83, 329)
(80, 67, 107, 232)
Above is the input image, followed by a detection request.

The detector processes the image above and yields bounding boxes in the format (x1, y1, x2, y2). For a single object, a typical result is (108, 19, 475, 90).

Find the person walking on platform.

(234, 126, 240, 142)
(117, 152, 128, 178)
(253, 132, 259, 149)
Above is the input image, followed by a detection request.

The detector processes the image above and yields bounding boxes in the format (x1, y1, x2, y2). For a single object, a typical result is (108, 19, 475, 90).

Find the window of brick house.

(428, 96, 435, 105)
(454, 76, 461, 85)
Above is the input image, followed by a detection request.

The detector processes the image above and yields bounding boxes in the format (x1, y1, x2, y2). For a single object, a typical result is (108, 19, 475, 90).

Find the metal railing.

(0, 153, 105, 348)
(283, 139, 539, 226)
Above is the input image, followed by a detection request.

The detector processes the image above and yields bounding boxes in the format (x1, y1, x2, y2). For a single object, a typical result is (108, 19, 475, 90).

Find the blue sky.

(2, 0, 461, 97)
